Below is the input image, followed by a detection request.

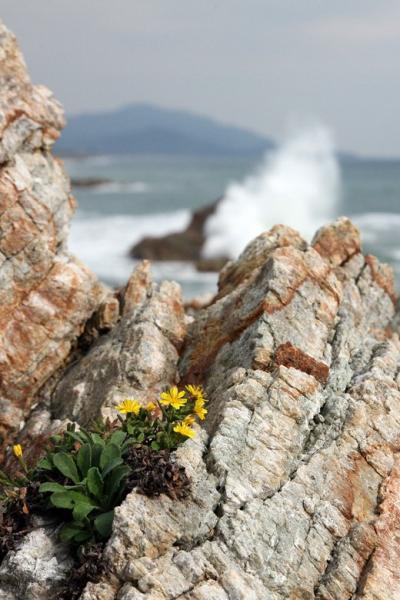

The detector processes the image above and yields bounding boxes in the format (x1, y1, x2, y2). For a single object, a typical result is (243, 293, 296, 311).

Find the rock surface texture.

(0, 21, 105, 435)
(1, 20, 400, 600)
(77, 218, 400, 600)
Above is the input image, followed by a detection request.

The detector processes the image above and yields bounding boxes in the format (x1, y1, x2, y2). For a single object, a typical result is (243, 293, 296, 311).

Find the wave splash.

(69, 210, 190, 284)
(203, 125, 341, 259)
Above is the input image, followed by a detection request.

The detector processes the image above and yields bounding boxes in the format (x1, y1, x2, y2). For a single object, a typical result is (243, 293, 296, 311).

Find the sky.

(1, 1, 399, 157)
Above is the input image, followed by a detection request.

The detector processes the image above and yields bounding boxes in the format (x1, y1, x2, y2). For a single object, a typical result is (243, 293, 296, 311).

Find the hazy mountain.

(56, 103, 275, 156)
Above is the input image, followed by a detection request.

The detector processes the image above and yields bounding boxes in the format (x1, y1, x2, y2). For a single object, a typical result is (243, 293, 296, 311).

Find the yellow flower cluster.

(115, 384, 208, 441)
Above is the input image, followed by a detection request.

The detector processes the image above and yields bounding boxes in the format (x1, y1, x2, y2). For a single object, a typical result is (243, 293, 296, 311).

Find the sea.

(65, 129, 400, 299)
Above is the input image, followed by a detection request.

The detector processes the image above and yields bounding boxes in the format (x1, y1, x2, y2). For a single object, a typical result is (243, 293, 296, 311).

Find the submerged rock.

(71, 177, 112, 188)
(1, 19, 400, 600)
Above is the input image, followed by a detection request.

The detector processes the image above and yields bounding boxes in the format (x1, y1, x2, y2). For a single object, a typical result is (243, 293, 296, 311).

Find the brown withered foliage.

(0, 481, 49, 562)
(126, 445, 191, 499)
(0, 497, 31, 562)
(55, 543, 105, 600)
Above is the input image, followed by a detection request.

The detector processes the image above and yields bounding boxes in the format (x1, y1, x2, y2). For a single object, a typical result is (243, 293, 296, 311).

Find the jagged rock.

(130, 200, 228, 272)
(0, 20, 106, 434)
(50, 261, 186, 422)
(81, 218, 400, 599)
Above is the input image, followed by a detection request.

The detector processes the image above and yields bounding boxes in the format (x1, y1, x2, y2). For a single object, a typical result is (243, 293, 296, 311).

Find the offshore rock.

(130, 199, 228, 271)
(0, 20, 105, 434)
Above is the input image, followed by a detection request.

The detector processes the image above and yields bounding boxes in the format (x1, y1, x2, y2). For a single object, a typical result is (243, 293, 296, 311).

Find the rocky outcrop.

(0, 21, 105, 435)
(130, 200, 228, 272)
(68, 217, 399, 600)
(50, 260, 186, 423)
(2, 19, 400, 600)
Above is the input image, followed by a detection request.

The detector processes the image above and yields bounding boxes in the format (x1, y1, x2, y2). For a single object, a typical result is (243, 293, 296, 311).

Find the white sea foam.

(87, 181, 150, 194)
(352, 212, 400, 243)
(203, 125, 341, 259)
(69, 209, 218, 296)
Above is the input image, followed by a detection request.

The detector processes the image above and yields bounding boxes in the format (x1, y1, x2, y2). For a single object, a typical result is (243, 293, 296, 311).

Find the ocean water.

(65, 142, 400, 299)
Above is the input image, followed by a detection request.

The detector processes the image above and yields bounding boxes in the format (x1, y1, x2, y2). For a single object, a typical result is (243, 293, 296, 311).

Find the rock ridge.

(0, 20, 106, 436)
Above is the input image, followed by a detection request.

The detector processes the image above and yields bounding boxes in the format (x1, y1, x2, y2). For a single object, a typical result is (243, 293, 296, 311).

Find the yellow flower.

(160, 386, 187, 410)
(173, 421, 196, 438)
(12, 444, 23, 458)
(116, 399, 141, 415)
(146, 402, 157, 412)
(194, 398, 207, 420)
(183, 414, 195, 426)
(186, 384, 206, 402)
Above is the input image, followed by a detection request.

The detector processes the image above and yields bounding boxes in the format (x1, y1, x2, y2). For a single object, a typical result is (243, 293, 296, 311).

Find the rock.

(0, 20, 106, 434)
(0, 527, 73, 599)
(71, 177, 112, 188)
(130, 200, 228, 271)
(50, 261, 186, 423)
(82, 219, 400, 599)
(312, 216, 361, 267)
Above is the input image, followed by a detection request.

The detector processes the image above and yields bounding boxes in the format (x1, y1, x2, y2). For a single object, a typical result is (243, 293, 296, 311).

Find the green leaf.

(91, 444, 103, 468)
(50, 490, 96, 510)
(86, 467, 104, 500)
(73, 530, 93, 544)
(65, 430, 88, 445)
(36, 457, 53, 471)
(151, 441, 160, 451)
(94, 510, 114, 539)
(59, 522, 85, 542)
(90, 433, 105, 447)
(39, 482, 66, 494)
(105, 465, 130, 504)
(52, 452, 80, 484)
(110, 431, 127, 447)
(101, 457, 123, 478)
(72, 501, 96, 522)
(78, 427, 92, 442)
(100, 443, 120, 471)
(77, 444, 92, 478)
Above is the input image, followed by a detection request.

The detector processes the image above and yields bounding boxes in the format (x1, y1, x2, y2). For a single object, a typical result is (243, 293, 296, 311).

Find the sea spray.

(69, 210, 190, 284)
(202, 125, 341, 259)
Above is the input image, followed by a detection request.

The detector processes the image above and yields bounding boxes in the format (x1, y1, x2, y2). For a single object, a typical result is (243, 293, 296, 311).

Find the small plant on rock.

(0, 384, 208, 551)
(36, 423, 131, 544)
